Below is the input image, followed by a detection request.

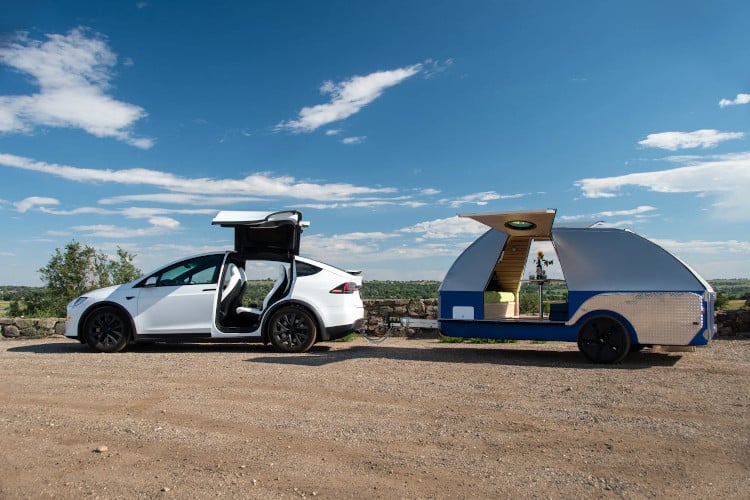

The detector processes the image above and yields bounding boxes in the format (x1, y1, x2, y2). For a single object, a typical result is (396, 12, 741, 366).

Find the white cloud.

(559, 205, 657, 221)
(719, 93, 750, 108)
(13, 196, 59, 212)
(40, 206, 114, 216)
(0, 28, 153, 148)
(597, 206, 657, 217)
(0, 153, 397, 201)
(341, 136, 366, 144)
(30, 203, 216, 221)
(440, 190, 527, 208)
(147, 216, 180, 229)
(120, 207, 216, 219)
(422, 58, 454, 79)
(575, 152, 750, 220)
(638, 129, 744, 150)
(99, 193, 260, 205)
(333, 231, 398, 241)
(72, 220, 180, 238)
(652, 238, 750, 256)
(400, 216, 487, 239)
(302, 233, 468, 268)
(276, 64, 422, 132)
(297, 199, 423, 209)
(325, 129, 341, 136)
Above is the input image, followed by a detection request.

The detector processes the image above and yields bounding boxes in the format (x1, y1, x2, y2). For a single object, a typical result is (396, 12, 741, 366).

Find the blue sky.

(1, 0, 748, 286)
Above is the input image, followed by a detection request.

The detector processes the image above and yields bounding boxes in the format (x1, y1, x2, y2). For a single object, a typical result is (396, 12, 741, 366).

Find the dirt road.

(1, 336, 748, 499)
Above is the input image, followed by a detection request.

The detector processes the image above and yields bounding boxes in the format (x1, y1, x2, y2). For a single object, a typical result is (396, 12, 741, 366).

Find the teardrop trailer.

(437, 209, 717, 363)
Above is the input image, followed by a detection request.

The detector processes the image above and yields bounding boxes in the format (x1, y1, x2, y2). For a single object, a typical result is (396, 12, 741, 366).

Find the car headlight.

(70, 296, 88, 308)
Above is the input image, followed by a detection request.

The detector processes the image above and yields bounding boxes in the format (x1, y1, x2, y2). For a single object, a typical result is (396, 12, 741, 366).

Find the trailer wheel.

(577, 315, 631, 364)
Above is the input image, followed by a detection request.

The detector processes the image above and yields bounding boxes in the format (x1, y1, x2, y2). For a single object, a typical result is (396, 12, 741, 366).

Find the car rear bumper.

(323, 317, 364, 341)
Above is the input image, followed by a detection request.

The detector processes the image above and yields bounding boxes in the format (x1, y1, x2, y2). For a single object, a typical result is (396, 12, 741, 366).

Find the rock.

(39, 318, 57, 330)
(14, 318, 35, 330)
(3, 325, 20, 338)
(54, 321, 67, 336)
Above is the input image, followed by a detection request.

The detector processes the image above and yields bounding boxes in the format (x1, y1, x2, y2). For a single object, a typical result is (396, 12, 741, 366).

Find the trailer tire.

(577, 315, 631, 364)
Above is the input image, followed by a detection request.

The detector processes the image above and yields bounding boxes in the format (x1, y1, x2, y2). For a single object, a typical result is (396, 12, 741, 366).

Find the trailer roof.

(442, 210, 708, 294)
(553, 227, 706, 292)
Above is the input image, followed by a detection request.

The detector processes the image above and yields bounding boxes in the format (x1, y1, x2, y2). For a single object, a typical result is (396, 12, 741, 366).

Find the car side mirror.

(144, 276, 158, 287)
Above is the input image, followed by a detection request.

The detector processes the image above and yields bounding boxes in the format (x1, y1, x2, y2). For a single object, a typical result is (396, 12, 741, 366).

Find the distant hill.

(709, 279, 750, 297)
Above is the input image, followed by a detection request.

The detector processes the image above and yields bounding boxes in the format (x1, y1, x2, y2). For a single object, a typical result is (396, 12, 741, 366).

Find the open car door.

(212, 210, 305, 261)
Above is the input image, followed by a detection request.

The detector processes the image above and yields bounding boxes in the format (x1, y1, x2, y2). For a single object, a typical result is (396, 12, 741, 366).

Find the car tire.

(83, 306, 131, 353)
(577, 314, 631, 364)
(267, 306, 317, 353)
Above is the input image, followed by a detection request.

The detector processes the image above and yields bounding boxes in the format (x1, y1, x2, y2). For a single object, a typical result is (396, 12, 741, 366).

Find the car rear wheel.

(268, 306, 317, 353)
(83, 306, 130, 353)
(577, 315, 631, 364)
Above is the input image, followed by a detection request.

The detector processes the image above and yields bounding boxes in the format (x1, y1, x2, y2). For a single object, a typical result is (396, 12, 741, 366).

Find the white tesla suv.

(65, 211, 364, 353)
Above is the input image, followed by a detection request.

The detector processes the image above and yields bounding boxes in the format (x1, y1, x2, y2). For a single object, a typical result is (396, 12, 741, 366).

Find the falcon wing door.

(212, 210, 305, 261)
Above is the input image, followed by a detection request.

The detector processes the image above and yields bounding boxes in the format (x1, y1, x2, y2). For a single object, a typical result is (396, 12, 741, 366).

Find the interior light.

(504, 220, 537, 230)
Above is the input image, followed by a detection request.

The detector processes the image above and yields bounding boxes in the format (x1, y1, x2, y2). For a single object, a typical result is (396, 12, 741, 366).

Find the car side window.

(295, 261, 321, 277)
(150, 254, 224, 286)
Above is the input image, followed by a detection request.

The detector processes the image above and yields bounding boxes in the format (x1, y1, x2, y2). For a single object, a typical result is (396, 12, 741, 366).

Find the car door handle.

(203, 288, 216, 292)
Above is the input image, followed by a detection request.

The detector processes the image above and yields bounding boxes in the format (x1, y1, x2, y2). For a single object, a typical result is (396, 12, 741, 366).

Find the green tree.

(109, 247, 142, 286)
(715, 292, 729, 310)
(37, 241, 142, 317)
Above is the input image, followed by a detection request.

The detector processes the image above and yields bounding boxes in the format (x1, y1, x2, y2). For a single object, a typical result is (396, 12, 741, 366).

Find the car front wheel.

(83, 306, 131, 353)
(267, 306, 317, 353)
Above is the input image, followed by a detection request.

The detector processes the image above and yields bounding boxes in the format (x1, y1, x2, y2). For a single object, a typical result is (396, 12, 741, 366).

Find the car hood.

(81, 283, 131, 301)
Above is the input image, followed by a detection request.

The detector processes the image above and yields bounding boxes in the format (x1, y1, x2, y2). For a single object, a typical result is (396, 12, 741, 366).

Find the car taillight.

(330, 282, 359, 294)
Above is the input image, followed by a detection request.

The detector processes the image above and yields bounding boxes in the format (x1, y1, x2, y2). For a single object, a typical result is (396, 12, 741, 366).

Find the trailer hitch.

(361, 317, 440, 343)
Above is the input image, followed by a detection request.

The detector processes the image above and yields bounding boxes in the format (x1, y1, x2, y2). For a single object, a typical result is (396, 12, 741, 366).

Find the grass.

(725, 300, 747, 310)
(334, 332, 360, 342)
(438, 334, 517, 344)
(0, 300, 10, 317)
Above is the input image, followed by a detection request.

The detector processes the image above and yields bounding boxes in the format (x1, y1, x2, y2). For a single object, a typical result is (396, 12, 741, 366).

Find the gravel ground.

(0, 336, 748, 499)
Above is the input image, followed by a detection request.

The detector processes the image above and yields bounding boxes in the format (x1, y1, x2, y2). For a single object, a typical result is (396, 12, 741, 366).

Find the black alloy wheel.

(577, 315, 631, 364)
(83, 306, 130, 353)
(268, 306, 317, 353)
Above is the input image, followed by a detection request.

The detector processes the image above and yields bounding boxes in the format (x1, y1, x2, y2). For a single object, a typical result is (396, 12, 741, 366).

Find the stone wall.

(2, 299, 747, 340)
(0, 299, 440, 340)
(363, 299, 439, 337)
(0, 317, 66, 339)
(716, 309, 750, 337)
